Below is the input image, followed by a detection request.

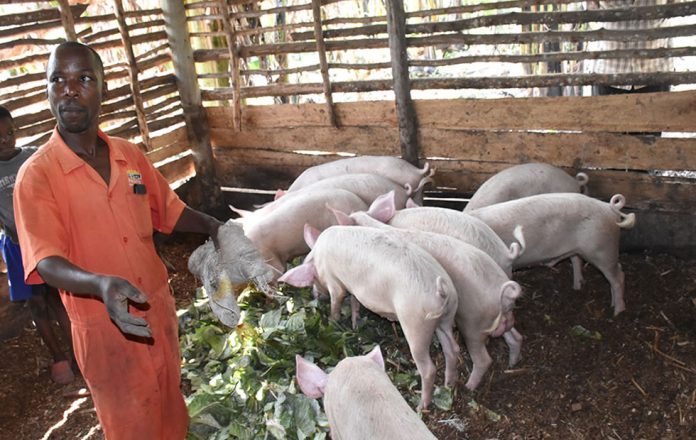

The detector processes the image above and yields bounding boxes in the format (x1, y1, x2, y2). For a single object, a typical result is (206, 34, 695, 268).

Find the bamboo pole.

(217, 0, 242, 131)
(386, 0, 419, 166)
(113, 0, 151, 150)
(311, 0, 337, 127)
(57, 0, 77, 41)
(161, 0, 222, 212)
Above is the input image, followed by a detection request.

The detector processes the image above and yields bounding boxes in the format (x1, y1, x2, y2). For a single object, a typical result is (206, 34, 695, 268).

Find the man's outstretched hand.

(98, 276, 151, 338)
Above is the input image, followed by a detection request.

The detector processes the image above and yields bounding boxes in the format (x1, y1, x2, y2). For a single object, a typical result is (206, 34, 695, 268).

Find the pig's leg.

(400, 322, 438, 410)
(463, 333, 492, 390)
(571, 256, 585, 290)
(435, 325, 460, 388)
(327, 282, 348, 321)
(583, 246, 626, 315)
(350, 296, 361, 330)
(503, 327, 523, 367)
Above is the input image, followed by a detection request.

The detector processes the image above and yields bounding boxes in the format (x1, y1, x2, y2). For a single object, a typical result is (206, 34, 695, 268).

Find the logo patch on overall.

(127, 169, 143, 186)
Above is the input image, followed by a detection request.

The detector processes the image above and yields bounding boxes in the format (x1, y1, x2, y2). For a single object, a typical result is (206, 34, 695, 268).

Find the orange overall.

(14, 128, 189, 439)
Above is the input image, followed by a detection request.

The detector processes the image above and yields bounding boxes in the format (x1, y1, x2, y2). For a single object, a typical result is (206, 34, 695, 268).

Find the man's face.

(46, 46, 104, 134)
(0, 118, 16, 154)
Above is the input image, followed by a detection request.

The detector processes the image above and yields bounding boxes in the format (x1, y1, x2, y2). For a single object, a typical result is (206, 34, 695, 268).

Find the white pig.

(353, 191, 524, 278)
(283, 156, 433, 203)
(299, 173, 423, 209)
(344, 213, 524, 390)
(241, 189, 367, 276)
(464, 163, 589, 212)
(279, 225, 459, 409)
(469, 193, 635, 315)
(296, 346, 437, 440)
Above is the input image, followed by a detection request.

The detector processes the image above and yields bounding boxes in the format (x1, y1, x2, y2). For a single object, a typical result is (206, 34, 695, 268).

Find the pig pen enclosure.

(1, 0, 696, 439)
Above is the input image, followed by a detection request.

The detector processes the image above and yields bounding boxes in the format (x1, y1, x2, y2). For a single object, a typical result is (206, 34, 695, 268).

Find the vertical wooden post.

(57, 0, 77, 41)
(385, 0, 419, 166)
(161, 0, 222, 212)
(113, 0, 152, 150)
(217, 0, 242, 132)
(311, 0, 337, 127)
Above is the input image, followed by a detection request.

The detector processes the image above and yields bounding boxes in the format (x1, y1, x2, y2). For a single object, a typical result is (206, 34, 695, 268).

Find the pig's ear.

(367, 190, 397, 222)
(365, 345, 385, 371)
(296, 355, 328, 399)
(274, 189, 286, 200)
(278, 262, 316, 287)
(500, 280, 522, 312)
(327, 204, 354, 226)
(303, 224, 321, 249)
(405, 198, 419, 209)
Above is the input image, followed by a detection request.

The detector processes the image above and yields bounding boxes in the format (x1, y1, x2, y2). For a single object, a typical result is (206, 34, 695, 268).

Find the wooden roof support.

(161, 0, 222, 212)
(385, 0, 419, 166)
(57, 0, 77, 41)
(217, 0, 242, 132)
(311, 0, 337, 127)
(113, 0, 152, 151)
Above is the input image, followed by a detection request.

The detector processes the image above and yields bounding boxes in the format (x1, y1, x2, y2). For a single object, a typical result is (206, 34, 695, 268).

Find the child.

(0, 105, 75, 384)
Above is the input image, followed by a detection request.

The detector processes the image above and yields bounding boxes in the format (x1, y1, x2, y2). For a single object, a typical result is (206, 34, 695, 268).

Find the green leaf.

(432, 386, 453, 411)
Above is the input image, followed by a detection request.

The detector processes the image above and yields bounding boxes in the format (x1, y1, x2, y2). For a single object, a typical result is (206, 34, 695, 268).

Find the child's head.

(0, 106, 16, 153)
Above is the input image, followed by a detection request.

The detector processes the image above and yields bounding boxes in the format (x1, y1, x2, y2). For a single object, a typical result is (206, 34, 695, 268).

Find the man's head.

(0, 106, 16, 154)
(46, 42, 107, 134)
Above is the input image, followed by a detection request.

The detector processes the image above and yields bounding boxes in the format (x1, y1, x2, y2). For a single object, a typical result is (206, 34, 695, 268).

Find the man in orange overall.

(14, 42, 223, 439)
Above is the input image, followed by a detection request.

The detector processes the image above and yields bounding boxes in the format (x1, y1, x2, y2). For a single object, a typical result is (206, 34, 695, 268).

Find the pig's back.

(465, 163, 583, 211)
(324, 358, 437, 439)
(288, 156, 424, 192)
(389, 207, 512, 271)
(471, 193, 615, 265)
(313, 226, 453, 317)
(300, 173, 408, 206)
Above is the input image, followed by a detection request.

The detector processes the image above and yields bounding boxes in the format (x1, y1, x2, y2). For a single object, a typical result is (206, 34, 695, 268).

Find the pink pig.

(351, 191, 524, 278)
(469, 193, 635, 315)
(240, 188, 367, 276)
(279, 225, 459, 409)
(282, 156, 433, 203)
(296, 346, 437, 439)
(343, 212, 524, 390)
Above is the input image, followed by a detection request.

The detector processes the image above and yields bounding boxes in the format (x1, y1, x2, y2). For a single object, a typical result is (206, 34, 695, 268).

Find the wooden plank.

(217, 0, 242, 131)
(0, 3, 86, 27)
(210, 126, 400, 156)
(206, 91, 696, 132)
(311, 0, 337, 127)
(149, 126, 188, 150)
(146, 140, 190, 164)
(208, 102, 396, 129)
(157, 153, 195, 184)
(429, 161, 696, 213)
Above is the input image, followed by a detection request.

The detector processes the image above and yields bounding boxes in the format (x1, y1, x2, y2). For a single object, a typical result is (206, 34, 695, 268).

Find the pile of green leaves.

(179, 283, 450, 440)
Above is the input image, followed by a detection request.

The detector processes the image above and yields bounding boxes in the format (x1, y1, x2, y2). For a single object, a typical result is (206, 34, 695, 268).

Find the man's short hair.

(49, 41, 105, 80)
(0, 105, 12, 121)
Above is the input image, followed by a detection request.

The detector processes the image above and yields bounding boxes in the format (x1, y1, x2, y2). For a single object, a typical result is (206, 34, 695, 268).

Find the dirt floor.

(0, 234, 694, 440)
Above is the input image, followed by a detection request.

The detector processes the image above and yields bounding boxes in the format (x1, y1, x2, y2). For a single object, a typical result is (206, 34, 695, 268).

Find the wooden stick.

(630, 376, 648, 397)
(312, 0, 337, 127)
(113, 0, 151, 150)
(0, 3, 86, 27)
(217, 0, 242, 132)
(57, 0, 78, 41)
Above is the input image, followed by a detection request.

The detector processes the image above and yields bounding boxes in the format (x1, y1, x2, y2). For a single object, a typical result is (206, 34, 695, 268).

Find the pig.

(240, 188, 367, 277)
(464, 163, 589, 289)
(352, 191, 524, 278)
(468, 193, 636, 315)
(282, 156, 433, 203)
(464, 163, 589, 212)
(279, 225, 460, 409)
(343, 212, 524, 390)
(296, 346, 437, 439)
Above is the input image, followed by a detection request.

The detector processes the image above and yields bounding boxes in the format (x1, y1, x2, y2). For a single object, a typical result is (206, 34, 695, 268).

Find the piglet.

(239, 188, 367, 276)
(280, 225, 459, 409)
(356, 191, 524, 278)
(283, 156, 433, 203)
(345, 212, 524, 390)
(464, 163, 588, 212)
(469, 193, 635, 315)
(296, 346, 437, 440)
